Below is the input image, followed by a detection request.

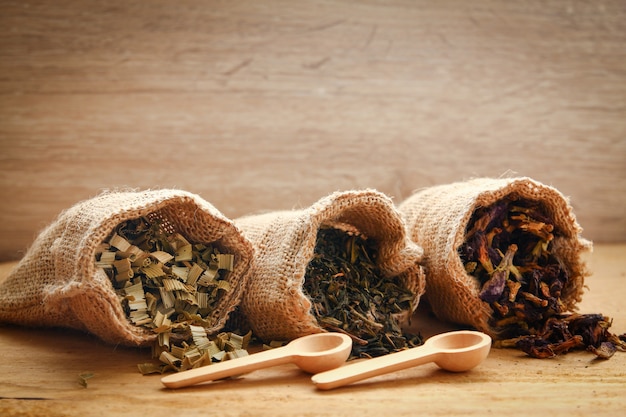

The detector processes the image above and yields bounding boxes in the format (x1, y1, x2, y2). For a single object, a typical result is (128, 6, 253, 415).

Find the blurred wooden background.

(0, 0, 625, 261)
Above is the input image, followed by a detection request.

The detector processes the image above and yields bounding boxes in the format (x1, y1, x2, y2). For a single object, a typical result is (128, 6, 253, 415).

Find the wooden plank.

(1, 0, 625, 261)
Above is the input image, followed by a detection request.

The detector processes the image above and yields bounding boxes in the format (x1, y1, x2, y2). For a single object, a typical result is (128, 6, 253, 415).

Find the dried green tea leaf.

(303, 227, 421, 359)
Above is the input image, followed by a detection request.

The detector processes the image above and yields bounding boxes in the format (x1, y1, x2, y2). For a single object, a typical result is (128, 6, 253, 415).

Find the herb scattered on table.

(303, 227, 422, 359)
(78, 372, 95, 388)
(138, 328, 252, 375)
(500, 313, 626, 359)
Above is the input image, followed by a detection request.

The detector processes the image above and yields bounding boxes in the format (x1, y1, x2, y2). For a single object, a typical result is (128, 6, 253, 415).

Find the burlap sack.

(235, 189, 425, 342)
(0, 189, 253, 346)
(398, 177, 592, 337)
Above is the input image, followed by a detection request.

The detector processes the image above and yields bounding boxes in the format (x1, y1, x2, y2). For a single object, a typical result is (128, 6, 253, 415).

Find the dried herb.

(138, 329, 253, 374)
(460, 199, 624, 359)
(78, 372, 95, 388)
(303, 227, 422, 359)
(460, 199, 563, 336)
(95, 216, 247, 372)
(498, 314, 626, 359)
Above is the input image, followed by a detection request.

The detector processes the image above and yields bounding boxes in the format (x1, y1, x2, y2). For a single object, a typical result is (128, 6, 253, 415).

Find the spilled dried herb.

(78, 372, 95, 388)
(497, 313, 626, 359)
(96, 216, 247, 372)
(138, 328, 252, 374)
(303, 227, 422, 359)
(460, 199, 625, 359)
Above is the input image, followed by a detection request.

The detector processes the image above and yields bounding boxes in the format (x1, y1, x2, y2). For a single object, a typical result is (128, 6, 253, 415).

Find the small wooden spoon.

(311, 330, 491, 390)
(161, 332, 353, 389)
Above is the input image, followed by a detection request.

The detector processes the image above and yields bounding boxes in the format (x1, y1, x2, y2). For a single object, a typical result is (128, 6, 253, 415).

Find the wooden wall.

(1, 0, 625, 261)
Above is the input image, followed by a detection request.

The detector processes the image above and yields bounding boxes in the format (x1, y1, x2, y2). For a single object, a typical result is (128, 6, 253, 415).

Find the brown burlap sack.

(235, 189, 425, 342)
(398, 177, 592, 337)
(0, 189, 253, 346)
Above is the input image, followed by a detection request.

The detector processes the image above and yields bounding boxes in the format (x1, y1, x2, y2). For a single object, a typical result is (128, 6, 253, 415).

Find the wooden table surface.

(0, 244, 624, 417)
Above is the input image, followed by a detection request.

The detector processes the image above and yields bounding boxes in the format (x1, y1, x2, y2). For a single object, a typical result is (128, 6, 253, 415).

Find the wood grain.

(0, 244, 624, 416)
(1, 0, 625, 261)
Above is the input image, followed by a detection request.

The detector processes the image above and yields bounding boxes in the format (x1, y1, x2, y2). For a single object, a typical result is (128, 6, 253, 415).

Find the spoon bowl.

(426, 330, 492, 372)
(161, 332, 353, 389)
(311, 330, 491, 390)
(290, 332, 356, 374)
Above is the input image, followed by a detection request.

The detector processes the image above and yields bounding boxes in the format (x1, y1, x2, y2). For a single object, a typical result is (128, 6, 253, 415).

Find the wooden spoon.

(311, 330, 491, 390)
(161, 332, 353, 389)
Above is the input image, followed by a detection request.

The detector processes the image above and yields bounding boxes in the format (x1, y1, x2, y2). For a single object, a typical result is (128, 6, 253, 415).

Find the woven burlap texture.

(0, 189, 254, 346)
(235, 189, 426, 342)
(398, 177, 592, 337)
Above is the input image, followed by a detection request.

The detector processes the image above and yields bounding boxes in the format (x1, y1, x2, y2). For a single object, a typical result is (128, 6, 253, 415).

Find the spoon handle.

(311, 345, 438, 390)
(161, 347, 293, 389)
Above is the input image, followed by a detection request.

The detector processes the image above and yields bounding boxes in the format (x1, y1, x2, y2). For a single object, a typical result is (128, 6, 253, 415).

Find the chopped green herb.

(95, 216, 247, 373)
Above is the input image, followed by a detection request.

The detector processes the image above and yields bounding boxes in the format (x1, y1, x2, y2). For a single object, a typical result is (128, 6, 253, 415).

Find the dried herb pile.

(139, 329, 252, 374)
(460, 199, 625, 359)
(303, 227, 422, 359)
(96, 216, 250, 373)
(502, 313, 626, 359)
